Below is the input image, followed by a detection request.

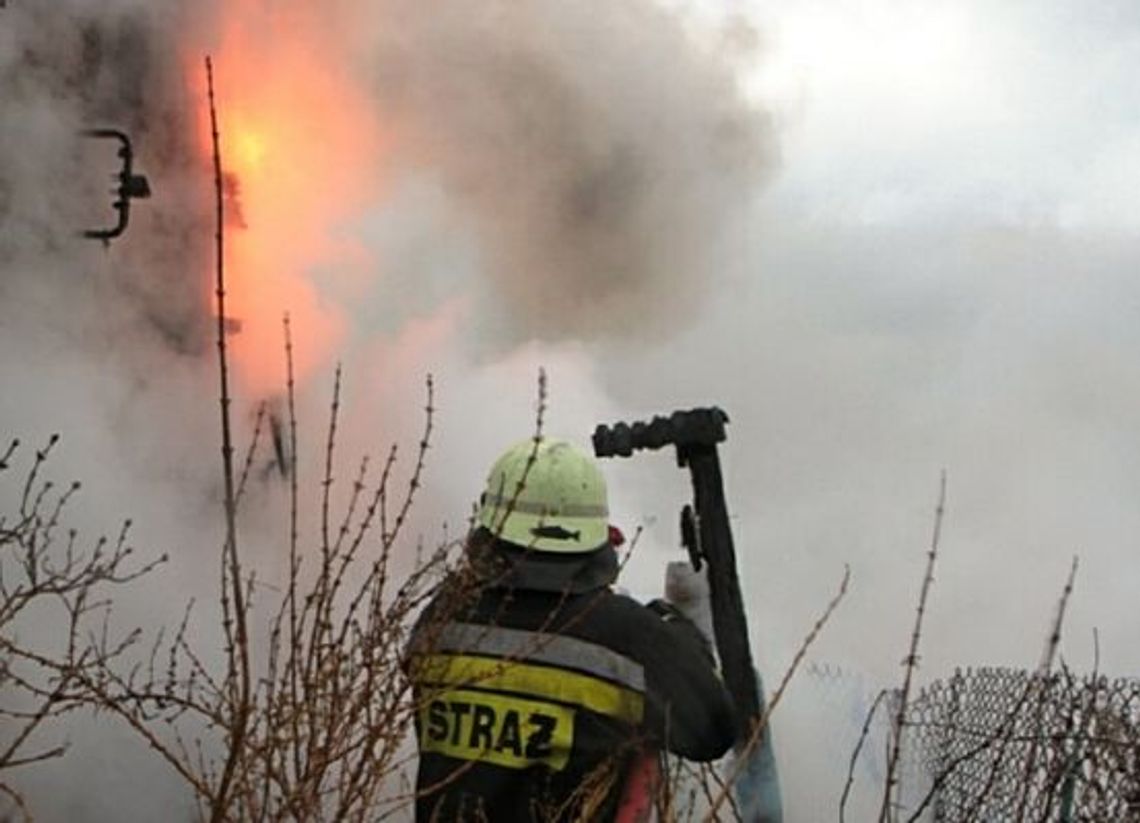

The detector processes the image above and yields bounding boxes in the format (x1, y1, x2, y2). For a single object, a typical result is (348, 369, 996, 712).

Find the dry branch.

(878, 471, 946, 822)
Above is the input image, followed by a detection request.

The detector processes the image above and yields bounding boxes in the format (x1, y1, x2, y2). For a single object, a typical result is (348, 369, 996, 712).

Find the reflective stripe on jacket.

(408, 581, 736, 822)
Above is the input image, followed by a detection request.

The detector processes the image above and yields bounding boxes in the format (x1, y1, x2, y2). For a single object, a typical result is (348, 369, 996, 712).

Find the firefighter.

(407, 437, 736, 821)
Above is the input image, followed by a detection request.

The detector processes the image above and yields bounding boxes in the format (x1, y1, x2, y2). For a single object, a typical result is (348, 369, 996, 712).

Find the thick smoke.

(6, 0, 1140, 819)
(0, 0, 213, 354)
(2, 0, 775, 359)
(359, 0, 775, 345)
(1, 1, 776, 818)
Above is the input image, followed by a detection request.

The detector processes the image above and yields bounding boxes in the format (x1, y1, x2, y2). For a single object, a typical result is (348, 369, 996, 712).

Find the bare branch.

(879, 471, 946, 823)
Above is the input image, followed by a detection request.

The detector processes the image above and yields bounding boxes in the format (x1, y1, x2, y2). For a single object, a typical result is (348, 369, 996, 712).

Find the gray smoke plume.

(1, 0, 214, 356)
(359, 0, 776, 345)
(10, 0, 1140, 819)
(1, 1, 777, 818)
(2, 0, 775, 370)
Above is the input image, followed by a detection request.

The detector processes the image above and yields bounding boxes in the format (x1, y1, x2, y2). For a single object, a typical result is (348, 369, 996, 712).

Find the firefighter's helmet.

(478, 437, 609, 553)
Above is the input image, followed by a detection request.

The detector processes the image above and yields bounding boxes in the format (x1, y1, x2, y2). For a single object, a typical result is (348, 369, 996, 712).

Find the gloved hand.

(645, 598, 717, 666)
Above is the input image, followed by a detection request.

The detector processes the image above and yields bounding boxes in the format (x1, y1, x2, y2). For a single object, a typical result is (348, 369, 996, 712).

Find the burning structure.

(1, 1, 775, 818)
(2, 0, 773, 395)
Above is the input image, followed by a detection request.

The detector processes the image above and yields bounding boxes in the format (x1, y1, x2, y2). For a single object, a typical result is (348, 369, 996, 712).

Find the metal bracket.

(80, 128, 151, 245)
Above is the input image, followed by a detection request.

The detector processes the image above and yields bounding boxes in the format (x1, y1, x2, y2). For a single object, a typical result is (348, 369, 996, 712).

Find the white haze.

(3, 0, 1139, 819)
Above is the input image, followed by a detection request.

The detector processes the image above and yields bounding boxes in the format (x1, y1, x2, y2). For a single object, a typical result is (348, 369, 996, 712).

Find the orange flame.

(200, 1, 384, 397)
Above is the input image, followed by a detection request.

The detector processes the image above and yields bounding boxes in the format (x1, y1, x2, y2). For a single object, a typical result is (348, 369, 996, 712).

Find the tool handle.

(683, 445, 761, 743)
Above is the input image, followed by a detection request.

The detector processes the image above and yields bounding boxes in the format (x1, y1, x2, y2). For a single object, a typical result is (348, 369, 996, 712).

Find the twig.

(704, 563, 851, 820)
(1040, 556, 1079, 672)
(0, 438, 18, 472)
(1014, 555, 1080, 819)
(234, 401, 268, 506)
(283, 313, 303, 784)
(205, 54, 251, 823)
(879, 471, 947, 823)
(840, 689, 890, 821)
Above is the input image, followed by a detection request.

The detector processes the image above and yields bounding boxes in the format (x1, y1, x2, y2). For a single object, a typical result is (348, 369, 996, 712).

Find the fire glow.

(199, 1, 384, 397)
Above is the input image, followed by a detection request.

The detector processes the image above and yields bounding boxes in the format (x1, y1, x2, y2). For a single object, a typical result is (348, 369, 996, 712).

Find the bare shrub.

(0, 435, 164, 818)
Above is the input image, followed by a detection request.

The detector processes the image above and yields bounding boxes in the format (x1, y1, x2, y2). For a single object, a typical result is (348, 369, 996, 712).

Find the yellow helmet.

(478, 437, 610, 553)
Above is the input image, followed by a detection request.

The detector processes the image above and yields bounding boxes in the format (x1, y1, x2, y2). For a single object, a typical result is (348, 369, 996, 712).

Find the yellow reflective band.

(419, 688, 575, 771)
(417, 654, 645, 725)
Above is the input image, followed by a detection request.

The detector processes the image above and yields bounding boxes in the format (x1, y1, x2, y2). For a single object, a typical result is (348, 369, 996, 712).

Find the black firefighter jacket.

(407, 539, 737, 822)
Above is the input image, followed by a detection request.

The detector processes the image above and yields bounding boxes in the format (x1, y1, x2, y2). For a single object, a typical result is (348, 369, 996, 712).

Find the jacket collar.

(466, 528, 619, 594)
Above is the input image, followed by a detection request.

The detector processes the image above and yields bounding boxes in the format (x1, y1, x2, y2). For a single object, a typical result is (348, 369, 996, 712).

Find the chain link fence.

(901, 667, 1140, 821)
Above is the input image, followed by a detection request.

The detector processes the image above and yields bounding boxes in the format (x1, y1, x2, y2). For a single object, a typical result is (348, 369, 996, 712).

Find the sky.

(695, 0, 1140, 674)
(2, 0, 1139, 818)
